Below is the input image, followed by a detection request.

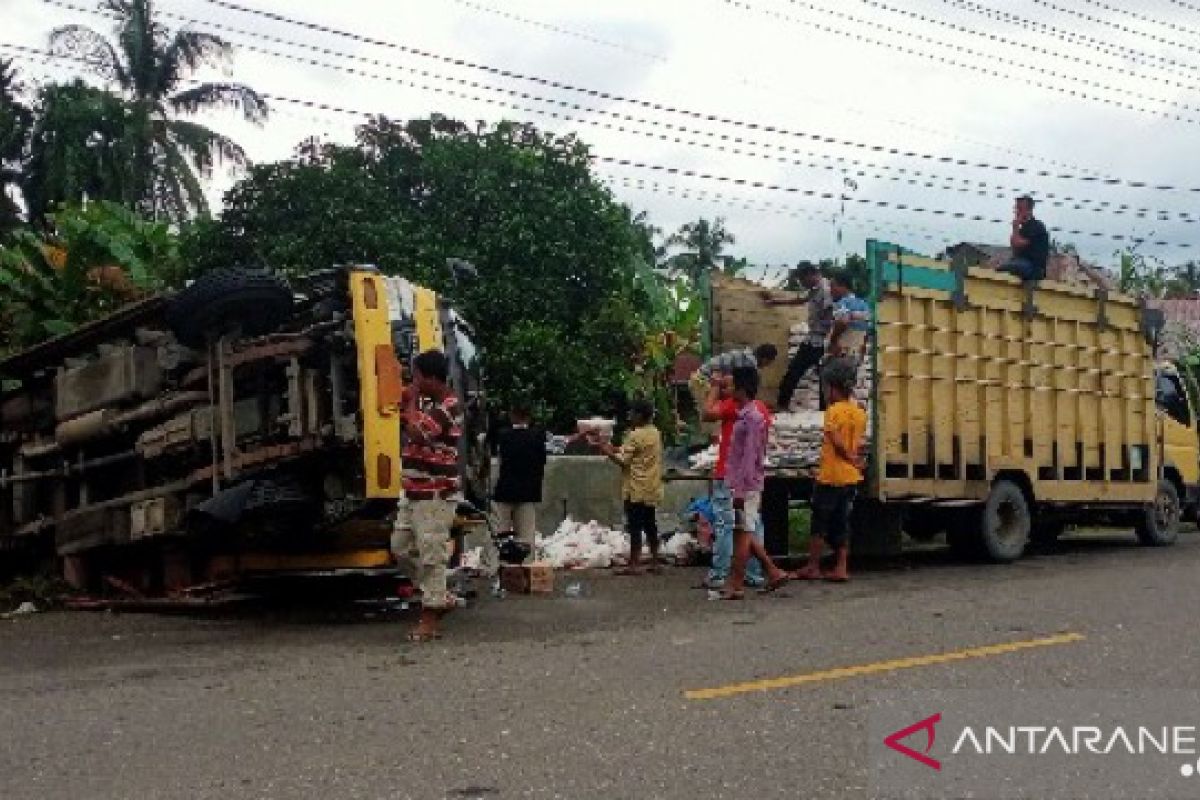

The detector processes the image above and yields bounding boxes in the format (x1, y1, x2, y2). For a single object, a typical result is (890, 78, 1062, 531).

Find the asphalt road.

(2, 530, 1199, 800)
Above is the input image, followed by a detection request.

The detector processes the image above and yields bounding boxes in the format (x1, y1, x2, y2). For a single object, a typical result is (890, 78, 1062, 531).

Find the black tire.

(1135, 479, 1181, 547)
(168, 268, 293, 347)
(904, 508, 944, 542)
(975, 480, 1032, 563)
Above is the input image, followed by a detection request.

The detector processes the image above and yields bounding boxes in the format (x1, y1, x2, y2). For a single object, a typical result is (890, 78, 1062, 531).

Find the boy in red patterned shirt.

(391, 350, 463, 642)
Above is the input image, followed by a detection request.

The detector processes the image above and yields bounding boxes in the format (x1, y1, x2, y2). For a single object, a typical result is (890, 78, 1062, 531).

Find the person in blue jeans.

(701, 372, 766, 589)
(709, 480, 766, 588)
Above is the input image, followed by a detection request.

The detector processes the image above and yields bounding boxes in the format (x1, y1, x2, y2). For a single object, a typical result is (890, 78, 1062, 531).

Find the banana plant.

(0, 201, 180, 354)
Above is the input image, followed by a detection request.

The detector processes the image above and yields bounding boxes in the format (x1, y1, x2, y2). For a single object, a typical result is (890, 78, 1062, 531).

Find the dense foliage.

(0, 201, 181, 352)
(184, 116, 655, 429)
(3, 1, 267, 226)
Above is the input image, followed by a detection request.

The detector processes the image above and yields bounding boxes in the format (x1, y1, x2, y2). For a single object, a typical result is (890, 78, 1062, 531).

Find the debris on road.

(2, 601, 38, 619)
(536, 518, 630, 570)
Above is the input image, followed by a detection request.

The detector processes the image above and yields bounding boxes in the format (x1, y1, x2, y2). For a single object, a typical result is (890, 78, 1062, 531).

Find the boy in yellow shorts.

(795, 358, 866, 583)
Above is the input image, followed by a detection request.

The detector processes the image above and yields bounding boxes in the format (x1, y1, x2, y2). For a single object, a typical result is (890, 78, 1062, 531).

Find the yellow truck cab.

(1155, 362, 1200, 520)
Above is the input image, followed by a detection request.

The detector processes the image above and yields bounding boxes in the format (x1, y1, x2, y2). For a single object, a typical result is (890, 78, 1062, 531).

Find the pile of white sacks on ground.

(534, 517, 698, 570)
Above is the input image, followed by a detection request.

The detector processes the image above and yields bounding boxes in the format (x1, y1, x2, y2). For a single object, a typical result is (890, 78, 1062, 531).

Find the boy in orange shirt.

(795, 358, 866, 583)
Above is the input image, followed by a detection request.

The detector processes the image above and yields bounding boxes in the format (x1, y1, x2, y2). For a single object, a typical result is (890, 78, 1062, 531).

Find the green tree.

(0, 59, 31, 236)
(48, 0, 267, 221)
(1116, 250, 1168, 298)
(782, 254, 869, 296)
(185, 116, 653, 429)
(0, 201, 182, 353)
(1166, 261, 1200, 298)
(661, 217, 741, 283)
(22, 80, 137, 223)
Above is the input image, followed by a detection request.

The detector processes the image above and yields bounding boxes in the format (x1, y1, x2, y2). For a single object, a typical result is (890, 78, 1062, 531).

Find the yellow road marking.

(683, 632, 1085, 701)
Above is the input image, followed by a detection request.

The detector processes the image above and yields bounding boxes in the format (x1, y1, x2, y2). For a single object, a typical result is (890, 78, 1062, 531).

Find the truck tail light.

(375, 344, 403, 414)
(377, 454, 393, 489)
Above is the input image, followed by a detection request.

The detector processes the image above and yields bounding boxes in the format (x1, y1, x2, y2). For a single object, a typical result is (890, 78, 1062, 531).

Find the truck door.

(1155, 368, 1200, 506)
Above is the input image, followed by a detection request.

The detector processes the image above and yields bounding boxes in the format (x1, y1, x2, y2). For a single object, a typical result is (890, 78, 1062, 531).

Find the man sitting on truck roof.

(999, 195, 1050, 282)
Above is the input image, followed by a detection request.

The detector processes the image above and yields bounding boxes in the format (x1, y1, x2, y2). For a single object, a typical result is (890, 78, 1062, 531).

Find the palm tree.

(0, 59, 31, 234)
(48, 0, 267, 221)
(23, 80, 137, 224)
(663, 217, 738, 283)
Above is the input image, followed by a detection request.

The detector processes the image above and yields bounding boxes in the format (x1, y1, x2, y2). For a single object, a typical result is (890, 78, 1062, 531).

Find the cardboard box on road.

(499, 563, 555, 594)
(528, 562, 554, 594)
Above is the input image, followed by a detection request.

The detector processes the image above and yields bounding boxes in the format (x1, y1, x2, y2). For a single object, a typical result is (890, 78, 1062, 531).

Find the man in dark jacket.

(492, 405, 547, 560)
(1000, 195, 1050, 281)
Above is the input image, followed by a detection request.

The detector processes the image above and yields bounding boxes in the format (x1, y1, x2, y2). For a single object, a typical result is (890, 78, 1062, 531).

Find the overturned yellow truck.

(0, 266, 488, 591)
(864, 240, 1193, 560)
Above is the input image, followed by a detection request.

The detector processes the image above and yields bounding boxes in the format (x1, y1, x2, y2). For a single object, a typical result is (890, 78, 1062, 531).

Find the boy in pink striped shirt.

(721, 366, 791, 600)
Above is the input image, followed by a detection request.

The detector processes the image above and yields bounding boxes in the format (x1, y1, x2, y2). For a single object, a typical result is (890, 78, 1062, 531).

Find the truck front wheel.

(977, 480, 1031, 563)
(1135, 480, 1181, 547)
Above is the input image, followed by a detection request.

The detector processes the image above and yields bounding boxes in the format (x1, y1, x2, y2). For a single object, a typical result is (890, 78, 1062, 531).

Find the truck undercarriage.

(0, 266, 488, 594)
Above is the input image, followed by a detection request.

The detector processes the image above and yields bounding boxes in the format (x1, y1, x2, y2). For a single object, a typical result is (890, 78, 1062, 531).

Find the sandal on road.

(757, 574, 791, 594)
(718, 590, 745, 601)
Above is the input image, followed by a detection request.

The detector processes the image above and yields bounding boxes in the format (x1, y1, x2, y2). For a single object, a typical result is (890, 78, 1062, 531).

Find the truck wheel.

(168, 268, 293, 347)
(1135, 480, 1181, 547)
(978, 480, 1031, 563)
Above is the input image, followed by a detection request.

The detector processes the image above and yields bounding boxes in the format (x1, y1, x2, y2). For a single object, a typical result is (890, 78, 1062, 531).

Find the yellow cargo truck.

(721, 243, 1189, 562)
(866, 240, 1184, 561)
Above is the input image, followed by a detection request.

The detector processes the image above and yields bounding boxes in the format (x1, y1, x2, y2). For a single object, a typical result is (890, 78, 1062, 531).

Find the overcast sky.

(4, 0, 1199, 278)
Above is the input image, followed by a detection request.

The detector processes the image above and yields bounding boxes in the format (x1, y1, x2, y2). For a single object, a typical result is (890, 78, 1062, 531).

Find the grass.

(788, 506, 811, 554)
(0, 571, 71, 613)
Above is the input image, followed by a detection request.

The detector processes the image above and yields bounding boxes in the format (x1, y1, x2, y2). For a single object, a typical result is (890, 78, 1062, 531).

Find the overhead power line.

(940, 0, 1200, 80)
(448, 0, 667, 63)
(8, 38, 1197, 250)
(1069, 0, 1200, 39)
(18, 8, 1198, 226)
(186, 0, 1200, 195)
(728, 0, 1200, 123)
(446, 0, 1111, 177)
(1032, 0, 1200, 58)
(605, 174, 958, 245)
(8, 16, 1064, 215)
(19, 58, 1164, 252)
(611, 174, 1115, 265)
(597, 156, 1192, 249)
(854, 0, 1200, 96)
